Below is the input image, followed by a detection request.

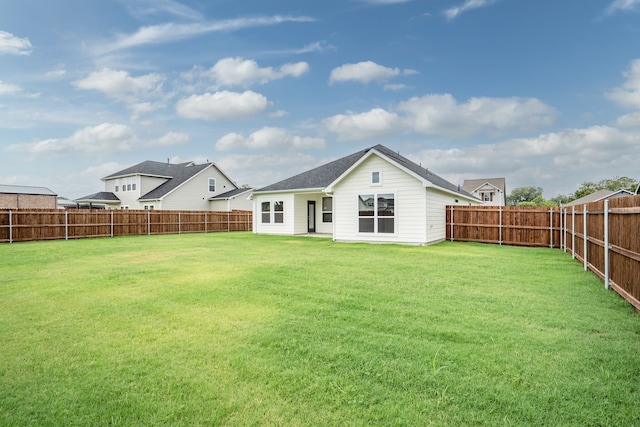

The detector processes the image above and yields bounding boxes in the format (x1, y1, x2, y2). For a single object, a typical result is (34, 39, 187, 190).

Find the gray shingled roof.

(564, 189, 633, 206)
(209, 188, 253, 200)
(256, 144, 477, 199)
(103, 160, 212, 200)
(0, 184, 57, 196)
(75, 192, 121, 202)
(462, 178, 506, 194)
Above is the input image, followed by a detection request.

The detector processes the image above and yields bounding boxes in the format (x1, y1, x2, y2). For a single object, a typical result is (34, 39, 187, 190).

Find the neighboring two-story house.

(75, 160, 252, 211)
(461, 178, 506, 206)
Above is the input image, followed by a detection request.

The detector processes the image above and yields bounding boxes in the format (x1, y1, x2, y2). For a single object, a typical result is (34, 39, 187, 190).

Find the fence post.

(9, 210, 12, 244)
(227, 211, 230, 232)
(178, 211, 181, 234)
(205, 212, 208, 233)
(604, 200, 610, 290)
(65, 211, 69, 241)
(563, 208, 567, 252)
(110, 210, 114, 238)
(549, 207, 553, 248)
(449, 206, 454, 242)
(147, 210, 150, 236)
(583, 204, 588, 271)
(499, 205, 503, 245)
(571, 206, 575, 260)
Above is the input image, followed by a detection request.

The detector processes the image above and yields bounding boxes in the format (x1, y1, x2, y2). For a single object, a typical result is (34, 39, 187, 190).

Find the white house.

(461, 178, 506, 206)
(76, 160, 252, 211)
(251, 145, 480, 245)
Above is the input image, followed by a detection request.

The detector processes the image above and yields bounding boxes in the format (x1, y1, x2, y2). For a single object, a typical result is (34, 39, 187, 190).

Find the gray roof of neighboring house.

(564, 189, 633, 206)
(103, 160, 214, 200)
(462, 178, 506, 194)
(0, 184, 57, 196)
(209, 188, 254, 200)
(75, 192, 121, 203)
(255, 144, 477, 199)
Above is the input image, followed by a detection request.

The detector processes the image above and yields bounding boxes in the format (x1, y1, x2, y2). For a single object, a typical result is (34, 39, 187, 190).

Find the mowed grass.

(1, 233, 639, 426)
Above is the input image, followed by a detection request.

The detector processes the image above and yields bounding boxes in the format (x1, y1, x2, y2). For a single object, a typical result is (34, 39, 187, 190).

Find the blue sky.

(1, 0, 639, 199)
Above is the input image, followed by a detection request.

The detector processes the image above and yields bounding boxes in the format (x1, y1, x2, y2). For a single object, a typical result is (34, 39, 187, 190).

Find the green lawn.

(1, 233, 638, 426)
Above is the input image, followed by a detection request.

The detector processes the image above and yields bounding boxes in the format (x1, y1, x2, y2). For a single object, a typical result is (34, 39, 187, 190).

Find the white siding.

(425, 187, 479, 244)
(332, 155, 427, 244)
(292, 193, 333, 234)
(209, 193, 253, 212)
(253, 193, 296, 235)
(160, 165, 237, 211)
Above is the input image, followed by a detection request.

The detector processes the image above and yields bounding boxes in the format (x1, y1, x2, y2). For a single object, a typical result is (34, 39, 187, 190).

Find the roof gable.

(462, 178, 506, 194)
(255, 144, 477, 200)
(564, 189, 633, 206)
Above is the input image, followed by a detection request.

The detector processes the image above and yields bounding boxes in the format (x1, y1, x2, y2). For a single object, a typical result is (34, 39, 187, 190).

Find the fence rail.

(447, 199, 640, 311)
(0, 209, 252, 243)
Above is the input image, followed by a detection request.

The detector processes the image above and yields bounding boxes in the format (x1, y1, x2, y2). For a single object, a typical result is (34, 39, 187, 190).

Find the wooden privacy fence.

(447, 198, 640, 311)
(0, 209, 252, 243)
(563, 196, 640, 312)
(446, 205, 563, 248)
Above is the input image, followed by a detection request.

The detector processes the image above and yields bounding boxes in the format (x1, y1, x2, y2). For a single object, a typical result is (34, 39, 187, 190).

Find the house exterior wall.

(160, 166, 237, 211)
(105, 175, 140, 208)
(292, 193, 333, 234)
(209, 195, 252, 212)
(332, 155, 428, 244)
(253, 193, 296, 235)
(471, 183, 505, 206)
(425, 187, 479, 243)
(0, 193, 57, 209)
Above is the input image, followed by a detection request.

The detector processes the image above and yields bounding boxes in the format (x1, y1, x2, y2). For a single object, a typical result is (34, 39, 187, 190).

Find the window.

(358, 193, 395, 234)
(371, 171, 381, 185)
(322, 197, 332, 223)
(261, 202, 270, 223)
(261, 200, 284, 224)
(274, 201, 284, 223)
(208, 178, 216, 192)
(115, 185, 119, 192)
(144, 205, 154, 210)
(481, 192, 493, 202)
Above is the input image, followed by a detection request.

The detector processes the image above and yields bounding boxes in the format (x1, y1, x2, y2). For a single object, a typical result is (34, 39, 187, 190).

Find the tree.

(573, 176, 637, 199)
(518, 195, 557, 207)
(507, 186, 543, 206)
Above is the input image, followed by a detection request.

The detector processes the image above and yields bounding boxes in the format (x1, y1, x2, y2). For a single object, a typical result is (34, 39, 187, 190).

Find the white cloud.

(95, 15, 315, 54)
(614, 111, 640, 127)
(217, 152, 320, 188)
(74, 68, 165, 103)
(329, 61, 416, 85)
(0, 30, 32, 55)
(606, 0, 640, 14)
(384, 83, 407, 91)
(151, 131, 190, 146)
(323, 108, 399, 141)
(265, 40, 335, 56)
(7, 123, 137, 155)
(606, 59, 640, 109)
(44, 67, 67, 79)
(216, 126, 325, 151)
(444, 0, 500, 20)
(6, 124, 187, 155)
(123, 0, 204, 20)
(208, 57, 309, 88)
(397, 94, 556, 138)
(0, 81, 22, 96)
(411, 125, 640, 197)
(176, 90, 271, 120)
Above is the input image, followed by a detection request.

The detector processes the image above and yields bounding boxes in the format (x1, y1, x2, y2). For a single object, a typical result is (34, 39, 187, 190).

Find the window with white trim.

(144, 205, 155, 210)
(261, 200, 284, 224)
(322, 197, 332, 223)
(261, 202, 270, 223)
(273, 201, 284, 223)
(208, 178, 216, 192)
(371, 171, 381, 185)
(358, 193, 395, 233)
